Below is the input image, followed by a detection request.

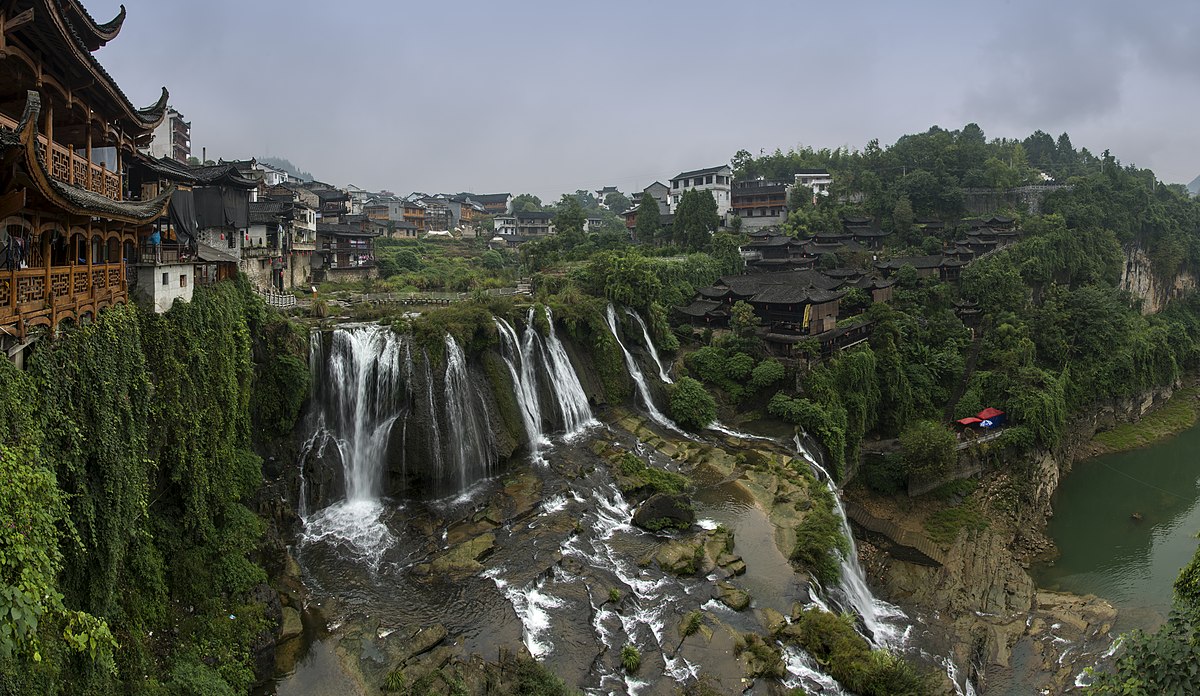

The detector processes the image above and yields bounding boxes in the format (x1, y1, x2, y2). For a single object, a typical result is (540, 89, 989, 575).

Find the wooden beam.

(2, 8, 34, 36)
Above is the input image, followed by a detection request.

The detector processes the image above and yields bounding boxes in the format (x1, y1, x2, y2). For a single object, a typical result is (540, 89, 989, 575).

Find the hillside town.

(0, 0, 1026, 363)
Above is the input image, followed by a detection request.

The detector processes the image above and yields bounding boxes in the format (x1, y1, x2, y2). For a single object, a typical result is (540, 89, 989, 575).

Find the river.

(1034, 421, 1200, 634)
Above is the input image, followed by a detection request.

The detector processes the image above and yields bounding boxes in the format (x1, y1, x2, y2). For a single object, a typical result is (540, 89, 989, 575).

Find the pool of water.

(1034, 421, 1200, 633)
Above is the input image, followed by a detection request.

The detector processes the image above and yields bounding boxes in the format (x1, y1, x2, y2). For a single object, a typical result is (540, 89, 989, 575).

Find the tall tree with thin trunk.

(634, 193, 661, 245)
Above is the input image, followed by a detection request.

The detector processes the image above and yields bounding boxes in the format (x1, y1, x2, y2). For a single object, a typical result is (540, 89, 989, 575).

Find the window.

(673, 180, 679, 189)
(161, 272, 168, 286)
(706, 175, 714, 185)
(179, 274, 188, 288)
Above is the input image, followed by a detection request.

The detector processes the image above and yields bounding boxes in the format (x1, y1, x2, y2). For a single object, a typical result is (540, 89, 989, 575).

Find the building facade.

(669, 165, 733, 217)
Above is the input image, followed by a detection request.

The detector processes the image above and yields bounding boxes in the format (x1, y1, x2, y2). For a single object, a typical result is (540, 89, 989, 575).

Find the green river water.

(1034, 421, 1200, 633)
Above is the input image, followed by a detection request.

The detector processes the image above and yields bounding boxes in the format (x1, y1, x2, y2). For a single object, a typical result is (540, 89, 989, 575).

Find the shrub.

(899, 420, 957, 480)
(620, 644, 641, 673)
(669, 377, 717, 429)
(749, 359, 786, 390)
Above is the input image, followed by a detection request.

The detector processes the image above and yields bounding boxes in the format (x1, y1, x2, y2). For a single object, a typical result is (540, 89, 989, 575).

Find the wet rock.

(280, 606, 303, 642)
(644, 539, 704, 575)
(632, 492, 696, 532)
(716, 553, 746, 576)
(758, 607, 787, 636)
(401, 624, 448, 662)
(676, 621, 749, 693)
(429, 533, 495, 575)
(738, 633, 786, 679)
(716, 581, 751, 611)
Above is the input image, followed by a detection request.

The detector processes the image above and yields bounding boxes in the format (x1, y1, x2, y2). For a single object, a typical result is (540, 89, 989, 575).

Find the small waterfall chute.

(626, 308, 673, 384)
(793, 435, 907, 646)
(496, 316, 548, 461)
(604, 304, 681, 432)
(540, 307, 598, 436)
(443, 334, 494, 491)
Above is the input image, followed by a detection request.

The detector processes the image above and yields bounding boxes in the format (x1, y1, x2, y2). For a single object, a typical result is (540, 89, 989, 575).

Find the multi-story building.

(0, 0, 184, 342)
(465, 193, 512, 216)
(494, 211, 555, 245)
(668, 165, 733, 217)
(146, 106, 190, 163)
(732, 178, 792, 229)
(794, 169, 833, 202)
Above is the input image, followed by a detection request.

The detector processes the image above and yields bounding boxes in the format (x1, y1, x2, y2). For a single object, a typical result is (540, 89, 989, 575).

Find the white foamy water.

(626, 308, 672, 384)
(303, 499, 396, 567)
(483, 569, 565, 659)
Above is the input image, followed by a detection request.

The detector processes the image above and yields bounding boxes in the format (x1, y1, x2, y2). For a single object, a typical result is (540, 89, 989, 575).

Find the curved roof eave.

(14, 91, 172, 224)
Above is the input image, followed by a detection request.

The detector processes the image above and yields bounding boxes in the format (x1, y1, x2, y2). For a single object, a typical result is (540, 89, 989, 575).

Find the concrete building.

(668, 165, 733, 217)
(146, 106, 190, 163)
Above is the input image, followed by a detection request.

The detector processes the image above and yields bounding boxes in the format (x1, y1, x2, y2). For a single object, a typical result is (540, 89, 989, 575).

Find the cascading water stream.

(604, 304, 681, 432)
(626, 308, 672, 383)
(443, 334, 494, 491)
(301, 324, 405, 562)
(540, 307, 598, 436)
(793, 435, 907, 646)
(495, 317, 547, 461)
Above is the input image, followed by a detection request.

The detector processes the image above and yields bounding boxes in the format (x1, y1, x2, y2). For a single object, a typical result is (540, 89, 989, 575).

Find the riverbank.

(1077, 380, 1199, 459)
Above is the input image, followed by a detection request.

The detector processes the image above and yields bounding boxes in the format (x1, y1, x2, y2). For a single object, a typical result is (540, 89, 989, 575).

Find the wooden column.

(85, 122, 93, 192)
(86, 223, 94, 299)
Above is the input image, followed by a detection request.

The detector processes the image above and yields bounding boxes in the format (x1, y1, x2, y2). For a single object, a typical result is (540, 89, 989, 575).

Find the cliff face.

(874, 381, 1178, 693)
(1120, 244, 1197, 315)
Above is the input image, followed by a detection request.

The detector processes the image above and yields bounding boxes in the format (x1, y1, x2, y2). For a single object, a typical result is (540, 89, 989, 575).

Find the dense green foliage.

(0, 281, 308, 696)
(898, 420, 958, 481)
(668, 377, 717, 429)
(790, 477, 849, 585)
(787, 609, 933, 695)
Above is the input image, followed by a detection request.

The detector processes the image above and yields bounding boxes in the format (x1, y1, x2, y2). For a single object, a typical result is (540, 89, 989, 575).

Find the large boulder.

(632, 493, 695, 533)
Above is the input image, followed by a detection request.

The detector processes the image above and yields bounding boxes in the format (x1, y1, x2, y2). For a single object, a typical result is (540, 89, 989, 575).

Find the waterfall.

(627, 309, 672, 383)
(320, 325, 405, 501)
(301, 324, 404, 562)
(793, 435, 906, 647)
(541, 307, 598, 436)
(604, 304, 680, 432)
(443, 334, 493, 491)
(421, 349, 445, 481)
(495, 317, 547, 460)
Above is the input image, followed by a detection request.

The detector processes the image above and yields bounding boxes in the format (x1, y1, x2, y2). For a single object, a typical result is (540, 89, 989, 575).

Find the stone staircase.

(846, 502, 947, 567)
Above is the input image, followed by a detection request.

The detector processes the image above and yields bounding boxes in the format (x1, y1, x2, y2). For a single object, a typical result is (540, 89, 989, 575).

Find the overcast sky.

(91, 0, 1200, 198)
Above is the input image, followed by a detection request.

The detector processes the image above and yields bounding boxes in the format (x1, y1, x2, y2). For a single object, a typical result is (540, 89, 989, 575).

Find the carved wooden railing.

(0, 262, 128, 333)
(0, 112, 122, 201)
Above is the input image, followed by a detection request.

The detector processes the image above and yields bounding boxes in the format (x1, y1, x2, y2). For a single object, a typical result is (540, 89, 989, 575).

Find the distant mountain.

(1188, 174, 1200, 196)
(257, 156, 313, 182)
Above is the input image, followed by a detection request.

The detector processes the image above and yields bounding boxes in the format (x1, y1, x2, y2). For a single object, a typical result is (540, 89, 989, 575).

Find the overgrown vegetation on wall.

(0, 280, 309, 696)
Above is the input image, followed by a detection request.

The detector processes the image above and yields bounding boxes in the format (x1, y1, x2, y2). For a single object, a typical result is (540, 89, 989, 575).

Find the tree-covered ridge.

(0, 281, 309, 696)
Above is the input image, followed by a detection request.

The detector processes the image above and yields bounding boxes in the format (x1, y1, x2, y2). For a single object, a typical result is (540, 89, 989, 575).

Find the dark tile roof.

(794, 168, 830, 176)
(671, 165, 731, 181)
(188, 163, 258, 188)
(466, 193, 512, 204)
(317, 222, 380, 238)
(248, 200, 293, 224)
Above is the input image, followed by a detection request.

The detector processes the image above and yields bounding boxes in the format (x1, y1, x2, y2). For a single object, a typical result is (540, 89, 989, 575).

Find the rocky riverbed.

(264, 412, 885, 695)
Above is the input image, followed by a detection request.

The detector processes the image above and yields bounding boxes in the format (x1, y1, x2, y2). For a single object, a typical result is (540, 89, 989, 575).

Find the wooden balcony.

(0, 262, 128, 338)
(0, 113, 122, 202)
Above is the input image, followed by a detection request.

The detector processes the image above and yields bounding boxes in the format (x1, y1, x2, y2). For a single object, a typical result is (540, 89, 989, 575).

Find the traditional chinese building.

(0, 0, 175, 347)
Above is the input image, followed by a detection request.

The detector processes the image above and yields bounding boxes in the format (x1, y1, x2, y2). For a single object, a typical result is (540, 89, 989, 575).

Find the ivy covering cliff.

(0, 279, 309, 696)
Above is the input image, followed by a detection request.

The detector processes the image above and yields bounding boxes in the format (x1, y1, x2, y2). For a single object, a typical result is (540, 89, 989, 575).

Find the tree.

(789, 184, 815, 211)
(892, 195, 914, 242)
(898, 420, 957, 480)
(511, 193, 542, 212)
(634, 194, 661, 245)
(553, 194, 586, 250)
(673, 189, 720, 251)
(708, 231, 746, 275)
(668, 377, 717, 430)
(604, 191, 632, 213)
